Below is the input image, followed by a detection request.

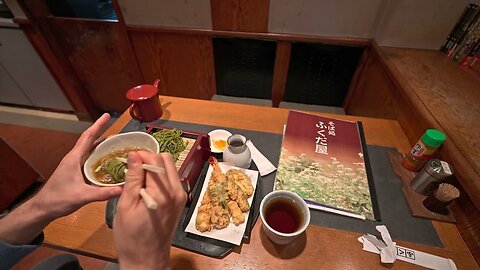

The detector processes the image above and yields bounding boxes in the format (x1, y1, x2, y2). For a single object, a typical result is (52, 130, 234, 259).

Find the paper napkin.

(359, 225, 457, 270)
(246, 140, 276, 176)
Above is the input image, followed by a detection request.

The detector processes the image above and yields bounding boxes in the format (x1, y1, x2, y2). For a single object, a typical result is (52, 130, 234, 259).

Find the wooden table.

(44, 96, 478, 269)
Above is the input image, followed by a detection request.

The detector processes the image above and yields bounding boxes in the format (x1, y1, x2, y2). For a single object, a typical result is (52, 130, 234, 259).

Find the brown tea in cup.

(260, 190, 310, 245)
(264, 197, 303, 233)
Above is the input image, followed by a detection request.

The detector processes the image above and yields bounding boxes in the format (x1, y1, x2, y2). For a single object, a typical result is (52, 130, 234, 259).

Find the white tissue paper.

(246, 140, 276, 176)
(377, 225, 397, 263)
(358, 225, 457, 270)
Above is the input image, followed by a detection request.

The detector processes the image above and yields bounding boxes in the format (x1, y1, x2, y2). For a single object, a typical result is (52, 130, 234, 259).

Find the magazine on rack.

(274, 111, 380, 221)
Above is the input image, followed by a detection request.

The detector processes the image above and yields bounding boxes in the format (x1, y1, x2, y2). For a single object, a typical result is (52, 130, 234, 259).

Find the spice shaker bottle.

(402, 129, 446, 171)
(410, 159, 453, 195)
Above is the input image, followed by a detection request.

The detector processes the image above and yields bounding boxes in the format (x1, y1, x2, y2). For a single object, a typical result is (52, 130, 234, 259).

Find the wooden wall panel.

(210, 0, 269, 32)
(271, 41, 291, 107)
(129, 31, 216, 100)
(126, 25, 369, 46)
(344, 48, 399, 120)
(46, 17, 144, 113)
(0, 138, 39, 212)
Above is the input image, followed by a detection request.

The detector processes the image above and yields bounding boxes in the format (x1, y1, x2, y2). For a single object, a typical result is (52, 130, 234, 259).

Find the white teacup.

(259, 190, 310, 245)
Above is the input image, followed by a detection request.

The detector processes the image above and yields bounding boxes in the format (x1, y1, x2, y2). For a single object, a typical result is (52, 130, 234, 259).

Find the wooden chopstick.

(117, 157, 166, 174)
(120, 157, 164, 210)
(140, 188, 158, 210)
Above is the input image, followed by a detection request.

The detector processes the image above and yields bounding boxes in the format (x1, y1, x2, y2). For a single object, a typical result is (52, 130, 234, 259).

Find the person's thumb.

(84, 186, 123, 203)
(121, 151, 145, 205)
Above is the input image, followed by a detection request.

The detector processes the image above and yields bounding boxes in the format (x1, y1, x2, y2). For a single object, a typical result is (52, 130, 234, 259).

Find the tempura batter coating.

(196, 203, 212, 232)
(226, 169, 254, 197)
(195, 157, 253, 232)
(226, 177, 250, 212)
(228, 201, 245, 225)
(211, 205, 230, 229)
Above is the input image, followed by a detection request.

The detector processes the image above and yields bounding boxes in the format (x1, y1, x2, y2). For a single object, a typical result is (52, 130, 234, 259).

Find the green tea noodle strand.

(152, 129, 188, 160)
(106, 158, 127, 181)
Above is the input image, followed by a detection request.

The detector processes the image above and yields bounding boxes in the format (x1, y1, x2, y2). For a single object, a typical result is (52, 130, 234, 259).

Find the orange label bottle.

(402, 129, 446, 172)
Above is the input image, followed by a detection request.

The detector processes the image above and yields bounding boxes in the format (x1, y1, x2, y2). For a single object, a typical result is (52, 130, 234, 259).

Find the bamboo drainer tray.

(146, 125, 211, 201)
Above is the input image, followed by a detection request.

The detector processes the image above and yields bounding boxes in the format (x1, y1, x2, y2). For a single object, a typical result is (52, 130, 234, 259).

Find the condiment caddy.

(388, 152, 456, 223)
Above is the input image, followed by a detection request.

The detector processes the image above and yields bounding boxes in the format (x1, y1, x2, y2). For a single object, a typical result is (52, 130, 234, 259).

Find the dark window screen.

(284, 43, 364, 107)
(213, 37, 276, 99)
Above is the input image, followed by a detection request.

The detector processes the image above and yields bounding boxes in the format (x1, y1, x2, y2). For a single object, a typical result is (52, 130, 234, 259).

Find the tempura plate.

(185, 163, 259, 245)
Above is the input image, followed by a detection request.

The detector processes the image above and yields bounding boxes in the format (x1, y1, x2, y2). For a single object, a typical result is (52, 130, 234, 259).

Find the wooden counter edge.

(369, 42, 480, 211)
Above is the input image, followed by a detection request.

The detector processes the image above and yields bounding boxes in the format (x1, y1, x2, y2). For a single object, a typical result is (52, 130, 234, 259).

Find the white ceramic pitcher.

(222, 134, 252, 169)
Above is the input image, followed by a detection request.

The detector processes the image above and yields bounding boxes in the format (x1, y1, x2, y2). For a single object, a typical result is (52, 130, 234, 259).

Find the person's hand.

(32, 113, 123, 221)
(0, 113, 123, 246)
(113, 151, 187, 270)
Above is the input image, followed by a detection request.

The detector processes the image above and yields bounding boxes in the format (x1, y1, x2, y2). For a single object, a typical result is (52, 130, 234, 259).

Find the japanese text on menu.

(315, 121, 336, 155)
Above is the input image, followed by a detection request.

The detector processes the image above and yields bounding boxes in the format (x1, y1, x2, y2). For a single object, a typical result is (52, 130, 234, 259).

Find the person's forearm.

(0, 197, 53, 245)
(119, 249, 170, 270)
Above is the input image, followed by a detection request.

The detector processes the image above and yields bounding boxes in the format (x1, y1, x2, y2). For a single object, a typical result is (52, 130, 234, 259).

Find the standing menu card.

(274, 111, 380, 220)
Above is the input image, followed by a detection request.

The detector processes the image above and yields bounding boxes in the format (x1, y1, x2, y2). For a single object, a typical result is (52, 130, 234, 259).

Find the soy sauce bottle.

(402, 129, 446, 172)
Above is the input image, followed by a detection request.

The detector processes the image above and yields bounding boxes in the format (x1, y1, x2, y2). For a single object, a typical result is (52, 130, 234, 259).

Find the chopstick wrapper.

(358, 225, 457, 270)
(246, 140, 276, 176)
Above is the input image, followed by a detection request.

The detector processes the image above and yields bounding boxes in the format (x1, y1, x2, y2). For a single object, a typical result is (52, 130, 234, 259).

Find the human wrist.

(119, 250, 170, 270)
(27, 195, 57, 225)
(120, 262, 169, 270)
(120, 260, 170, 270)
(0, 197, 52, 245)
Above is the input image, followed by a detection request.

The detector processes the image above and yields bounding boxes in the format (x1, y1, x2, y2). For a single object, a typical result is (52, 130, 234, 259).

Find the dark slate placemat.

(121, 120, 283, 226)
(314, 145, 443, 247)
(120, 119, 442, 251)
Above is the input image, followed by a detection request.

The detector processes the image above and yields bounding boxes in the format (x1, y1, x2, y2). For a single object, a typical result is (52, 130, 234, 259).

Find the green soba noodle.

(151, 129, 187, 160)
(106, 158, 127, 181)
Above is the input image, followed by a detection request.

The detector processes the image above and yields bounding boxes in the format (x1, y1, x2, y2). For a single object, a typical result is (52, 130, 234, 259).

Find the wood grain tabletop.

(44, 96, 478, 269)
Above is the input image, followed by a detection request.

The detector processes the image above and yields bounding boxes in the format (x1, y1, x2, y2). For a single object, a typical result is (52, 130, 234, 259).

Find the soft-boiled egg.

(213, 139, 227, 151)
(208, 129, 232, 153)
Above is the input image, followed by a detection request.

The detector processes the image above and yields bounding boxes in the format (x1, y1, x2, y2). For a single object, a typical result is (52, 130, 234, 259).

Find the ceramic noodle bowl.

(222, 134, 252, 169)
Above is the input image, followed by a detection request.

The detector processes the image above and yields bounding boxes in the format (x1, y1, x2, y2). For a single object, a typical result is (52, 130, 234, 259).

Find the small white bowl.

(208, 129, 232, 153)
(83, 132, 159, 187)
